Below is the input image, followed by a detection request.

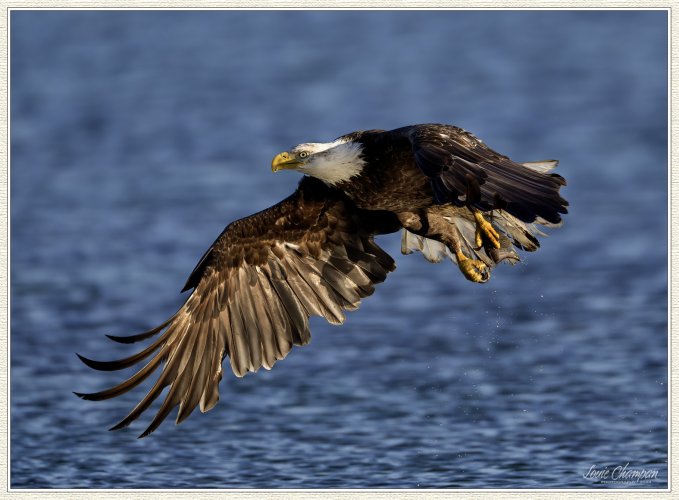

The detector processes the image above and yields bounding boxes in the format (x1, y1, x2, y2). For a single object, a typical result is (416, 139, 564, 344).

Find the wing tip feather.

(76, 352, 120, 372)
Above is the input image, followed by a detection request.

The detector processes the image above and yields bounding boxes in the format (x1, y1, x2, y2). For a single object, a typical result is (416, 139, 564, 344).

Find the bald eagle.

(76, 123, 568, 437)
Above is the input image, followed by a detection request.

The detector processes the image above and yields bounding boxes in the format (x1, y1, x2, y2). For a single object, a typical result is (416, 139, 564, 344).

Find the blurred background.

(10, 10, 667, 488)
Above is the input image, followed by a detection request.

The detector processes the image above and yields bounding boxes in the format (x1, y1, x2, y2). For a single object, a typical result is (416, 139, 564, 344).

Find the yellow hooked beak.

(271, 152, 303, 172)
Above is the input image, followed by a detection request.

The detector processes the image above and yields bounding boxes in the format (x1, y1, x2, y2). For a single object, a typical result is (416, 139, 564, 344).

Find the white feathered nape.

(294, 139, 366, 185)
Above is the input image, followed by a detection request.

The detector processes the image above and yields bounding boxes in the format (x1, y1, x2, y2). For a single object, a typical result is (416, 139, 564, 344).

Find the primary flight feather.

(76, 123, 568, 437)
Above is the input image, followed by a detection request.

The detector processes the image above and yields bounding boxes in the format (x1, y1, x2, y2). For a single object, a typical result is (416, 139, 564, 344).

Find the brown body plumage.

(76, 123, 568, 437)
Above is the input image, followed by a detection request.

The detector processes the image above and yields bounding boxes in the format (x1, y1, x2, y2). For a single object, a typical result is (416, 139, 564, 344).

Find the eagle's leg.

(397, 210, 490, 283)
(472, 209, 501, 250)
(463, 174, 500, 250)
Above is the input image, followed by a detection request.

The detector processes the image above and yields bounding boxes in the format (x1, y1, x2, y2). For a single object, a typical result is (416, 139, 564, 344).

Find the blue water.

(10, 10, 667, 488)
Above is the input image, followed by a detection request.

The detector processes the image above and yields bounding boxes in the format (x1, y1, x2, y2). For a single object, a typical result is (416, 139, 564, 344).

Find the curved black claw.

(459, 258, 490, 283)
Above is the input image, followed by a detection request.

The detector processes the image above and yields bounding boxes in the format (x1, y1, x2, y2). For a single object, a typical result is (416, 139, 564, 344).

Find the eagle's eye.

(299, 151, 309, 159)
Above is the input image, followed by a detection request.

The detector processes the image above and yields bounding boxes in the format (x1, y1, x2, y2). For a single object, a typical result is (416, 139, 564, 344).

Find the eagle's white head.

(271, 138, 366, 185)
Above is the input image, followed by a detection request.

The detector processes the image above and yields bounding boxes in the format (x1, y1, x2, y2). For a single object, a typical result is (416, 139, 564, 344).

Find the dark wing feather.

(75, 176, 396, 437)
(401, 124, 568, 224)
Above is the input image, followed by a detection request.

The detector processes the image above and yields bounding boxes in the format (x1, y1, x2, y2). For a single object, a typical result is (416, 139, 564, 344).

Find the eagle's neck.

(302, 140, 366, 186)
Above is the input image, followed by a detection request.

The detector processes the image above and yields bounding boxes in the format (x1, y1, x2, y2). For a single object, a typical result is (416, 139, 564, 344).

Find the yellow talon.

(473, 210, 501, 249)
(455, 250, 490, 283)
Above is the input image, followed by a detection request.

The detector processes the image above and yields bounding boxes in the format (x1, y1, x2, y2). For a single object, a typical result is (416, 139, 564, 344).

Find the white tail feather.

(521, 159, 559, 173)
(400, 207, 559, 268)
(401, 229, 448, 263)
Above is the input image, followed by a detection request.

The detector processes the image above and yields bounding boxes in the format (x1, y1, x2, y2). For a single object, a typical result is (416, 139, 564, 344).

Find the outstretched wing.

(75, 176, 397, 437)
(400, 124, 568, 224)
